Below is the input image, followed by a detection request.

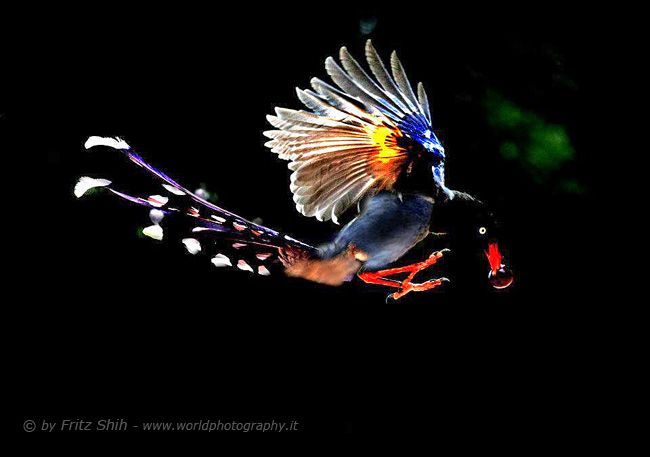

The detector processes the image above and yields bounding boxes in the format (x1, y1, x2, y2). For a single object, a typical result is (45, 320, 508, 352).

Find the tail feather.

(77, 137, 316, 277)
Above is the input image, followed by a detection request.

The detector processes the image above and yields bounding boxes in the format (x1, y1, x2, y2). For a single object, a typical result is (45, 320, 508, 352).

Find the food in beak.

(485, 242, 514, 289)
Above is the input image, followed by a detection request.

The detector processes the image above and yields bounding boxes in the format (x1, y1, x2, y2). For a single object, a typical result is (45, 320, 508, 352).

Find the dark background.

(11, 4, 622, 445)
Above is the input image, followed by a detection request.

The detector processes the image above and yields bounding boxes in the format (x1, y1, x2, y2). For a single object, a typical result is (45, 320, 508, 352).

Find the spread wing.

(264, 40, 444, 224)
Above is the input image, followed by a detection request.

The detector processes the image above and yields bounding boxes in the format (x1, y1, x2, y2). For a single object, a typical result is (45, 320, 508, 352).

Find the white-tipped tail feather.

(211, 254, 232, 267)
(74, 177, 112, 198)
(84, 136, 131, 150)
(142, 224, 164, 240)
(182, 238, 201, 255)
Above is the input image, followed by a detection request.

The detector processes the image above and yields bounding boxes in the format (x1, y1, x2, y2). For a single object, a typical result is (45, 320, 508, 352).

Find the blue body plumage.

(320, 192, 433, 271)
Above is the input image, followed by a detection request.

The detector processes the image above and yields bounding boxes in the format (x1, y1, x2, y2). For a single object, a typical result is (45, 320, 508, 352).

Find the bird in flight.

(76, 40, 513, 300)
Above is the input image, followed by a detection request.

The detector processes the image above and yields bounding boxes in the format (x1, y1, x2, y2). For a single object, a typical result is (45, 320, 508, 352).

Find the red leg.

(358, 249, 449, 300)
(357, 272, 403, 289)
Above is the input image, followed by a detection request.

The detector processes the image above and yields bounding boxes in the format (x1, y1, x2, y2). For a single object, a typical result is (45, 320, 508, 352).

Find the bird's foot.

(389, 277, 449, 301)
(358, 249, 450, 301)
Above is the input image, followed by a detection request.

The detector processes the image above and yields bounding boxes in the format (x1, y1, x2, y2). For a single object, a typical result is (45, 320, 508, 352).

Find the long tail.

(76, 136, 316, 277)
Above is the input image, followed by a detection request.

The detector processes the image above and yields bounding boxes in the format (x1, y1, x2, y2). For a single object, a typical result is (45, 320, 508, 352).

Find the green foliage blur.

(483, 89, 584, 195)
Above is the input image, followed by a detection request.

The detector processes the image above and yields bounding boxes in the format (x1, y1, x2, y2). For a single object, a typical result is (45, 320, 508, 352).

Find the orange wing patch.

(368, 125, 406, 173)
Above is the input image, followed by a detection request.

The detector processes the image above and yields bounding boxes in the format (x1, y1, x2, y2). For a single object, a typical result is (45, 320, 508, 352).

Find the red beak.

(485, 242, 514, 289)
(485, 242, 502, 276)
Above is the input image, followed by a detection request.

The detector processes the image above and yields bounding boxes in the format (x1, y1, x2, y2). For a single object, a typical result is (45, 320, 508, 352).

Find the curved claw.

(429, 248, 450, 259)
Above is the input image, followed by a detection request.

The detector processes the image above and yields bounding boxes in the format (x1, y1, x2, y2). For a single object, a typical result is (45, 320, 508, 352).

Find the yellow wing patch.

(367, 125, 408, 185)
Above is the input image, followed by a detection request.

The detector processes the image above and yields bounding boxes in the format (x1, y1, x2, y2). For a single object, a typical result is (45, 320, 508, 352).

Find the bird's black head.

(431, 196, 514, 291)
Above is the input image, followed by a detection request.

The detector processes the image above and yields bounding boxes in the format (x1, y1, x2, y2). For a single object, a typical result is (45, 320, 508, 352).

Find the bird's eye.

(478, 227, 487, 235)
